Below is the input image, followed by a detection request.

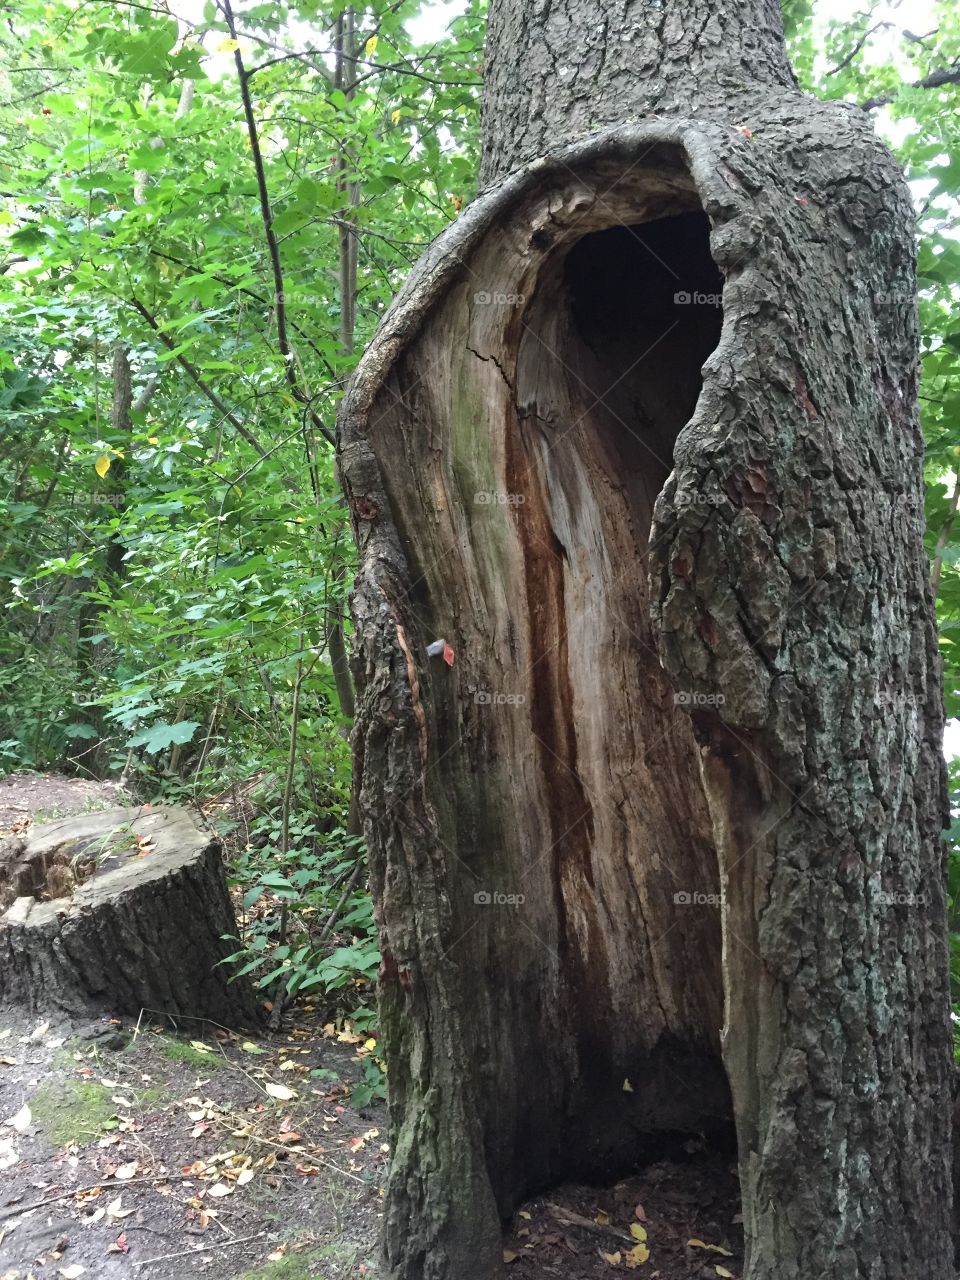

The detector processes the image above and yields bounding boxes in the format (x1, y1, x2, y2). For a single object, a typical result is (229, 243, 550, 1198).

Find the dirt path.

(0, 773, 132, 834)
(0, 1009, 383, 1280)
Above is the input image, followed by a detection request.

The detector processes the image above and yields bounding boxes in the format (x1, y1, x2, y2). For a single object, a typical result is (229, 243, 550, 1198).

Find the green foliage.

(223, 823, 378, 1009)
(0, 0, 481, 1016)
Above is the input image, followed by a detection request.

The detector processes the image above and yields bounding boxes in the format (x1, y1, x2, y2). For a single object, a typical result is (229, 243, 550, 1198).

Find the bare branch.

(862, 62, 960, 109)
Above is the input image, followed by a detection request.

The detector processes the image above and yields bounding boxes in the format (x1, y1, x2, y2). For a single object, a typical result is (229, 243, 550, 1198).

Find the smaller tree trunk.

(0, 806, 261, 1027)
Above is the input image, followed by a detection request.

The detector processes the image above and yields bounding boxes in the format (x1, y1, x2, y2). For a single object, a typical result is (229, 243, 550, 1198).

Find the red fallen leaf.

(278, 1131, 302, 1143)
(112, 1232, 130, 1254)
(442, 642, 455, 666)
(294, 1165, 318, 1176)
(795, 196, 809, 205)
(635, 1203, 647, 1222)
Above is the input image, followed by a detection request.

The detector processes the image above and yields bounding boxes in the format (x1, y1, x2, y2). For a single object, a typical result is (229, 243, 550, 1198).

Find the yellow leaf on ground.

(94, 453, 111, 478)
(595, 1210, 610, 1225)
(601, 1252, 621, 1266)
(622, 1078, 633, 1092)
(630, 1223, 647, 1241)
(688, 1239, 733, 1257)
(716, 1268, 736, 1278)
(625, 1242, 650, 1267)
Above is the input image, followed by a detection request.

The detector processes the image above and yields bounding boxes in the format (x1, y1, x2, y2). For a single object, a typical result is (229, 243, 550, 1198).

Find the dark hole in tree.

(562, 211, 724, 529)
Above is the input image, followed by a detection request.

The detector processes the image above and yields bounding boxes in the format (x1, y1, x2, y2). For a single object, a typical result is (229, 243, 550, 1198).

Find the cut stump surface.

(0, 805, 261, 1027)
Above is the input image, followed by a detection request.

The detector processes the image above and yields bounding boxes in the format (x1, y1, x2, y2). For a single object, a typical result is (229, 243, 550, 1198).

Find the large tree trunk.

(336, 2, 953, 1277)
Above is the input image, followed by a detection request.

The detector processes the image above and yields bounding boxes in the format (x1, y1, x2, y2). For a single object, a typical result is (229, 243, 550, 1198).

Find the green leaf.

(128, 720, 201, 753)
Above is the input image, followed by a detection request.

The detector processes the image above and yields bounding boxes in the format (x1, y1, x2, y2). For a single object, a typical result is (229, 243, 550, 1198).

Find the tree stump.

(0, 806, 262, 1027)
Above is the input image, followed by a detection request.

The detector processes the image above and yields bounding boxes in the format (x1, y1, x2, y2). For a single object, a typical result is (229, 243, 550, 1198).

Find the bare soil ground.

(0, 1009, 385, 1280)
(0, 773, 131, 833)
(503, 1156, 742, 1278)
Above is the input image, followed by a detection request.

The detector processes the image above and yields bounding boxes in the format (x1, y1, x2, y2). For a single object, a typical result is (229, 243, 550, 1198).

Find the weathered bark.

(0, 806, 262, 1027)
(337, 1, 952, 1277)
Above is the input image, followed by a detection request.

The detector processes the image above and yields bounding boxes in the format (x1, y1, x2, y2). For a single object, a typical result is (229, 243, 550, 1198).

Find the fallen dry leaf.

(265, 1083, 297, 1102)
(625, 1242, 650, 1267)
(58, 1266, 85, 1279)
(716, 1269, 736, 1279)
(106, 1196, 135, 1219)
(601, 1252, 621, 1265)
(5, 1105, 30, 1133)
(112, 1162, 139, 1181)
(688, 1239, 734, 1257)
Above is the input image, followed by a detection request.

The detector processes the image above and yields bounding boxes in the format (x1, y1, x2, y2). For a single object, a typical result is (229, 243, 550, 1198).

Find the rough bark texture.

(337, 2, 952, 1278)
(0, 806, 261, 1028)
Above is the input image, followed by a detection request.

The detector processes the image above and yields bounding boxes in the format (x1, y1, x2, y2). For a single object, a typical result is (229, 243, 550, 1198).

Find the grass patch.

(240, 1249, 329, 1280)
(240, 1242, 365, 1280)
(158, 1037, 226, 1071)
(30, 1079, 117, 1146)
